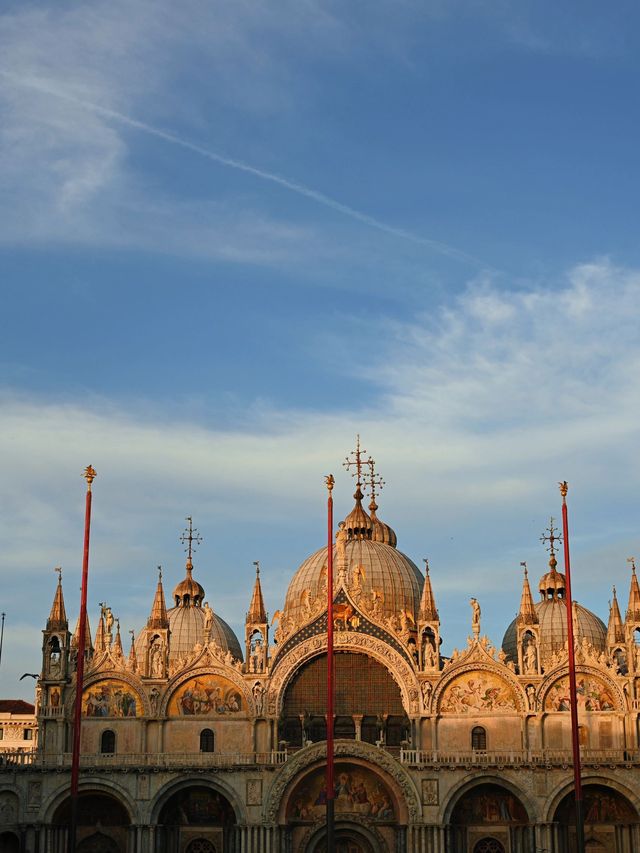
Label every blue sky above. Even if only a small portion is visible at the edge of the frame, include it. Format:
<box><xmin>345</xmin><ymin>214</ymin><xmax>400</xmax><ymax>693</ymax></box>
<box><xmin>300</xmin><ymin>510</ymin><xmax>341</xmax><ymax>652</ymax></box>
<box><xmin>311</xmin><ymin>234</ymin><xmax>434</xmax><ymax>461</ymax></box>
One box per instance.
<box><xmin>1</xmin><ymin>1</ymin><xmax>640</xmax><ymax>699</ymax></box>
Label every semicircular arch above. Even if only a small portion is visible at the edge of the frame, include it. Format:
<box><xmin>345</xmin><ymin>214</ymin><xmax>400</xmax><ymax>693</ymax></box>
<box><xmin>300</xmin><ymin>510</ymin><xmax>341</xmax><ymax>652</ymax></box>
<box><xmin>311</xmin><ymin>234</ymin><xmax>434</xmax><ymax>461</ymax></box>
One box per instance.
<box><xmin>148</xmin><ymin>774</ymin><xmax>247</xmax><ymax>826</ymax></box>
<box><xmin>539</xmin><ymin>665</ymin><xmax>625</xmax><ymax>713</ymax></box>
<box><xmin>267</xmin><ymin>635</ymin><xmax>420</xmax><ymax>718</ymax></box>
<box><xmin>263</xmin><ymin>739</ymin><xmax>420</xmax><ymax>825</ymax></box>
<box><xmin>434</xmin><ymin>663</ymin><xmax>526</xmax><ymax>714</ymax></box>
<box><xmin>301</xmin><ymin>816</ymin><xmax>388</xmax><ymax>853</ymax></box>
<box><xmin>441</xmin><ymin>773</ymin><xmax>535</xmax><ymax>826</ymax></box>
<box><xmin>162</xmin><ymin>665</ymin><xmax>253</xmax><ymax>717</ymax></box>
<box><xmin>543</xmin><ymin>772</ymin><xmax>640</xmax><ymax>823</ymax></box>
<box><xmin>41</xmin><ymin>778</ymin><xmax>136</xmax><ymax>825</ymax></box>
<box><xmin>65</xmin><ymin>670</ymin><xmax>149</xmax><ymax>717</ymax></box>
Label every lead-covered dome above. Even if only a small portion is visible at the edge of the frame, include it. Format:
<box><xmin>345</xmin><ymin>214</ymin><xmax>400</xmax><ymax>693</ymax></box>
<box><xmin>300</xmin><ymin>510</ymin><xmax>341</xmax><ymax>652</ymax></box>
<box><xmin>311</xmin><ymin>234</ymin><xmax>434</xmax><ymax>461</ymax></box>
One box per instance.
<box><xmin>283</xmin><ymin>488</ymin><xmax>422</xmax><ymax>627</ymax></box>
<box><xmin>167</xmin><ymin>602</ymin><xmax>242</xmax><ymax>662</ymax></box>
<box><xmin>502</xmin><ymin>557</ymin><xmax>606</xmax><ymax>664</ymax></box>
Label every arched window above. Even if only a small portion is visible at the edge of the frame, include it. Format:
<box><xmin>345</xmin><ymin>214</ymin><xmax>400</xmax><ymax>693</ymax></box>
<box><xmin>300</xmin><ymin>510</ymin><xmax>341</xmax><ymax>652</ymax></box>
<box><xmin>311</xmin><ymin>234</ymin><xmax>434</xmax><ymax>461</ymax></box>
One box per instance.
<box><xmin>471</xmin><ymin>726</ymin><xmax>487</xmax><ymax>751</ymax></box>
<box><xmin>200</xmin><ymin>729</ymin><xmax>214</xmax><ymax>753</ymax></box>
<box><xmin>100</xmin><ymin>730</ymin><xmax>116</xmax><ymax>754</ymax></box>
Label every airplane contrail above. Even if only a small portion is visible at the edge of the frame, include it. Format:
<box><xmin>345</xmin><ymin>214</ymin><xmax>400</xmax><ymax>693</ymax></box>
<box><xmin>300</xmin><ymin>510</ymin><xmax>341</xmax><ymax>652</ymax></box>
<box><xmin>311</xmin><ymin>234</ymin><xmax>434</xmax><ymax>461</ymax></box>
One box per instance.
<box><xmin>2</xmin><ymin>71</ymin><xmax>491</xmax><ymax>269</ymax></box>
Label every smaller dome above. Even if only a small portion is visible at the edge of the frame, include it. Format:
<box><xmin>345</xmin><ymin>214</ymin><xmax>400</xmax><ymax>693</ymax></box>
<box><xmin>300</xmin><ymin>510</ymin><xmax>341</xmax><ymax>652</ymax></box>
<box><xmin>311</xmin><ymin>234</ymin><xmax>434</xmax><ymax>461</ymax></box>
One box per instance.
<box><xmin>173</xmin><ymin>559</ymin><xmax>205</xmax><ymax>607</ymax></box>
<box><xmin>369</xmin><ymin>498</ymin><xmax>397</xmax><ymax>548</ymax></box>
<box><xmin>167</xmin><ymin>605</ymin><xmax>243</xmax><ymax>662</ymax></box>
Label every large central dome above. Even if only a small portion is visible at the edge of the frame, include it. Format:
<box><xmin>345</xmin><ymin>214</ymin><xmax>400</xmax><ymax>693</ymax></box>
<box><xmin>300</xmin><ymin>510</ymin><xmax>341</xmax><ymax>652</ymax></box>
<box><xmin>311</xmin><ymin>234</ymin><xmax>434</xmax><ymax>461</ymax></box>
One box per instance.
<box><xmin>283</xmin><ymin>487</ymin><xmax>423</xmax><ymax>627</ymax></box>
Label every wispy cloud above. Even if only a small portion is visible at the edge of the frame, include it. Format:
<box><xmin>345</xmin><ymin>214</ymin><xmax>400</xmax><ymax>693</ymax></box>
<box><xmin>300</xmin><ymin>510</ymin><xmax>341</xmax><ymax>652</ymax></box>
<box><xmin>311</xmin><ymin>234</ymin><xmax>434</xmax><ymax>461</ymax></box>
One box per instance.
<box><xmin>1</xmin><ymin>259</ymin><xmax>639</xmax><ymax>694</ymax></box>
<box><xmin>0</xmin><ymin>1</ymin><xmax>491</xmax><ymax>269</ymax></box>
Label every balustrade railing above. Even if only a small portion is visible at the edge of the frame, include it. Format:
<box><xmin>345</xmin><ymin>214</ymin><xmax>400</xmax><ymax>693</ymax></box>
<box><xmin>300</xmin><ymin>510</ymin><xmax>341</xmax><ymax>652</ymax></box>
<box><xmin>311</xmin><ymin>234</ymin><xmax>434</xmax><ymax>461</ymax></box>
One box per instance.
<box><xmin>0</xmin><ymin>750</ymin><xmax>287</xmax><ymax>769</ymax></box>
<box><xmin>399</xmin><ymin>747</ymin><xmax>640</xmax><ymax>767</ymax></box>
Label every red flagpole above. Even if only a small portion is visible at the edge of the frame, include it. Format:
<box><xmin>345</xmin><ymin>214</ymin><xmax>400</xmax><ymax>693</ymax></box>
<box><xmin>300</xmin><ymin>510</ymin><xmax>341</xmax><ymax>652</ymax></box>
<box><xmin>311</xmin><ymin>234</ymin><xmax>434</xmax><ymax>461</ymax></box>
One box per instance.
<box><xmin>560</xmin><ymin>481</ymin><xmax>585</xmax><ymax>853</ymax></box>
<box><xmin>68</xmin><ymin>465</ymin><xmax>96</xmax><ymax>853</ymax></box>
<box><xmin>325</xmin><ymin>475</ymin><xmax>335</xmax><ymax>852</ymax></box>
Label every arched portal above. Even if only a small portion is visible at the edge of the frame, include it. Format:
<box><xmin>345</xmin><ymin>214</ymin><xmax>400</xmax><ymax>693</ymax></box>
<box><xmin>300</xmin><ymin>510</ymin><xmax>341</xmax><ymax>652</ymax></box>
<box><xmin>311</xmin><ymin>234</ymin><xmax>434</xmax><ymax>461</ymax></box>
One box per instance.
<box><xmin>306</xmin><ymin>821</ymin><xmax>384</xmax><ymax>853</ymax></box>
<box><xmin>449</xmin><ymin>783</ymin><xmax>530</xmax><ymax>853</ymax></box>
<box><xmin>156</xmin><ymin>785</ymin><xmax>236</xmax><ymax>853</ymax></box>
<box><xmin>76</xmin><ymin>832</ymin><xmax>119</xmax><ymax>853</ymax></box>
<box><xmin>284</xmin><ymin>760</ymin><xmax>398</xmax><ymax>853</ymax></box>
<box><xmin>554</xmin><ymin>784</ymin><xmax>639</xmax><ymax>852</ymax></box>
<box><xmin>53</xmin><ymin>792</ymin><xmax>130</xmax><ymax>853</ymax></box>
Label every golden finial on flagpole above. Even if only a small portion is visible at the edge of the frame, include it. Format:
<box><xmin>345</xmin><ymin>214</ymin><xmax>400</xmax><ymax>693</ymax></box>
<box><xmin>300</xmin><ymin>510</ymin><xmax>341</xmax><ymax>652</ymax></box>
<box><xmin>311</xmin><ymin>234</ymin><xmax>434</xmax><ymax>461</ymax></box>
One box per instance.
<box><xmin>559</xmin><ymin>480</ymin><xmax>568</xmax><ymax>502</ymax></box>
<box><xmin>83</xmin><ymin>465</ymin><xmax>97</xmax><ymax>490</ymax></box>
<box><xmin>325</xmin><ymin>474</ymin><xmax>335</xmax><ymax>493</ymax></box>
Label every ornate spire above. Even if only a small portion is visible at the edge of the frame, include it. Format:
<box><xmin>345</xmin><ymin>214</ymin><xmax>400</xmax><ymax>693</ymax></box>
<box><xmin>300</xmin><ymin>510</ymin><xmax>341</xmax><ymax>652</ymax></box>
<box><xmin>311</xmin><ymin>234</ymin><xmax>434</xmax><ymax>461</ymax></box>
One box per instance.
<box><xmin>516</xmin><ymin>562</ymin><xmax>539</xmax><ymax>626</ymax></box>
<box><xmin>148</xmin><ymin>566</ymin><xmax>169</xmax><ymax>628</ymax></box>
<box><xmin>246</xmin><ymin>561</ymin><xmax>267</xmax><ymax>624</ymax></box>
<box><xmin>128</xmin><ymin>630</ymin><xmax>138</xmax><ymax>671</ymax></box>
<box><xmin>626</xmin><ymin>557</ymin><xmax>640</xmax><ymax>622</ymax></box>
<box><xmin>608</xmin><ymin>585</ymin><xmax>625</xmax><ymax>645</ymax></box>
<box><xmin>113</xmin><ymin>619</ymin><xmax>124</xmax><ymax>658</ymax></box>
<box><xmin>94</xmin><ymin>608</ymin><xmax>106</xmax><ymax>654</ymax></box>
<box><xmin>71</xmin><ymin>610</ymin><xmax>92</xmax><ymax>651</ymax></box>
<box><xmin>418</xmin><ymin>559</ymin><xmax>438</xmax><ymax>621</ymax></box>
<box><xmin>47</xmin><ymin>567</ymin><xmax>68</xmax><ymax>630</ymax></box>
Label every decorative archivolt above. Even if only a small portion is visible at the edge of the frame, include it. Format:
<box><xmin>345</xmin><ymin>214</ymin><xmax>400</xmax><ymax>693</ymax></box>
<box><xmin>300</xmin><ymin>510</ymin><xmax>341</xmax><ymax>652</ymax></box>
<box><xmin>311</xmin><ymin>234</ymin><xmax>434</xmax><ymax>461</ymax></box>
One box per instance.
<box><xmin>542</xmin><ymin>771</ymin><xmax>640</xmax><ymax>824</ymax></box>
<box><xmin>161</xmin><ymin>664</ymin><xmax>255</xmax><ymax>717</ymax></box>
<box><xmin>538</xmin><ymin>665</ymin><xmax>626</xmax><ymax>713</ymax></box>
<box><xmin>266</xmin><ymin>631</ymin><xmax>421</xmax><ymax>717</ymax></box>
<box><xmin>65</xmin><ymin>670</ymin><xmax>149</xmax><ymax>718</ymax></box>
<box><xmin>263</xmin><ymin>739</ymin><xmax>421</xmax><ymax>824</ymax></box>
<box><xmin>433</xmin><ymin>657</ymin><xmax>526</xmax><ymax>715</ymax></box>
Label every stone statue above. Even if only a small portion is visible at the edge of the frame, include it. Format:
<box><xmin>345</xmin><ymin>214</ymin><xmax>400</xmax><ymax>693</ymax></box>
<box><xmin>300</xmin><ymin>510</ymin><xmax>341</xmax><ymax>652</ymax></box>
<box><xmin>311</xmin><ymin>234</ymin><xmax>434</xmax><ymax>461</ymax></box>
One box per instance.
<box><xmin>421</xmin><ymin>680</ymin><xmax>433</xmax><ymax>708</ymax></box>
<box><xmin>149</xmin><ymin>687</ymin><xmax>160</xmax><ymax>716</ymax></box>
<box><xmin>252</xmin><ymin>681</ymin><xmax>265</xmax><ymax>715</ymax></box>
<box><xmin>335</xmin><ymin>522</ymin><xmax>347</xmax><ymax>562</ymax></box>
<box><xmin>470</xmin><ymin>598</ymin><xmax>481</xmax><ymax>635</ymax></box>
<box><xmin>203</xmin><ymin>601</ymin><xmax>213</xmax><ymax>633</ymax></box>
<box><xmin>423</xmin><ymin>638</ymin><xmax>437</xmax><ymax>669</ymax></box>
<box><xmin>524</xmin><ymin>638</ymin><xmax>538</xmax><ymax>674</ymax></box>
<box><xmin>526</xmin><ymin>684</ymin><xmax>536</xmax><ymax>710</ymax></box>
<box><xmin>150</xmin><ymin>642</ymin><xmax>164</xmax><ymax>678</ymax></box>
<box><xmin>104</xmin><ymin>606</ymin><xmax>114</xmax><ymax>636</ymax></box>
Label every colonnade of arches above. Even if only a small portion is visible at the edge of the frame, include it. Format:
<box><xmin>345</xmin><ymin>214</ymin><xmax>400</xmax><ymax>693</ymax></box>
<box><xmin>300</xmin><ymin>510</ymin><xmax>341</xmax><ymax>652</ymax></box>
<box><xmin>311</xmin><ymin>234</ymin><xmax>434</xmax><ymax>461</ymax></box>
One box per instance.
<box><xmin>5</xmin><ymin>774</ymin><xmax>639</xmax><ymax>852</ymax></box>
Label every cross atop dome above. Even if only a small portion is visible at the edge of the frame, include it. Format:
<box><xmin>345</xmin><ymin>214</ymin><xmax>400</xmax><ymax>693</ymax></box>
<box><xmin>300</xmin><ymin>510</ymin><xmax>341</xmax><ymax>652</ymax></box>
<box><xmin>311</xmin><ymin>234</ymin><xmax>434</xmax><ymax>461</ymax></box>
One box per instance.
<box><xmin>180</xmin><ymin>516</ymin><xmax>202</xmax><ymax>567</ymax></box>
<box><xmin>540</xmin><ymin>516</ymin><xmax>562</xmax><ymax>570</ymax></box>
<box><xmin>364</xmin><ymin>457</ymin><xmax>385</xmax><ymax>508</ymax></box>
<box><xmin>343</xmin><ymin>434</ymin><xmax>372</xmax><ymax>488</ymax></box>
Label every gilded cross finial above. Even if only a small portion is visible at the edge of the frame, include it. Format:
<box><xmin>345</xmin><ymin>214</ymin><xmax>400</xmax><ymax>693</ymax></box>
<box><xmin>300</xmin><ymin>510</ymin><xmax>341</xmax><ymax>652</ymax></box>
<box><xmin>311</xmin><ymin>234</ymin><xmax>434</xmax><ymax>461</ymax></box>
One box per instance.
<box><xmin>364</xmin><ymin>458</ymin><xmax>385</xmax><ymax>505</ymax></box>
<box><xmin>325</xmin><ymin>474</ymin><xmax>335</xmax><ymax>493</ymax></box>
<box><xmin>253</xmin><ymin>560</ymin><xmax>260</xmax><ymax>577</ymax></box>
<box><xmin>83</xmin><ymin>465</ymin><xmax>97</xmax><ymax>490</ymax></box>
<box><xmin>343</xmin><ymin>434</ymin><xmax>372</xmax><ymax>486</ymax></box>
<box><xmin>180</xmin><ymin>516</ymin><xmax>202</xmax><ymax>563</ymax></box>
<box><xmin>540</xmin><ymin>517</ymin><xmax>562</xmax><ymax>559</ymax></box>
<box><xmin>628</xmin><ymin>557</ymin><xmax>636</xmax><ymax>574</ymax></box>
<box><xmin>520</xmin><ymin>561</ymin><xmax>528</xmax><ymax>577</ymax></box>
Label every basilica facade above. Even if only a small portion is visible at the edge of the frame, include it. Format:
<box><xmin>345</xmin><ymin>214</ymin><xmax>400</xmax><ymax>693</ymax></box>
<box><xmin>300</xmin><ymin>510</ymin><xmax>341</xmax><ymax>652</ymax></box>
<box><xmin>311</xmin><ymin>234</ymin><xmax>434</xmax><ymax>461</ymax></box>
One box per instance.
<box><xmin>3</xmin><ymin>459</ymin><xmax>640</xmax><ymax>853</ymax></box>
